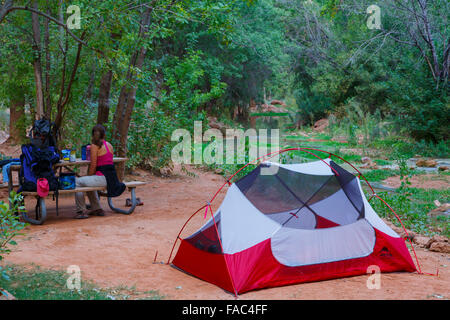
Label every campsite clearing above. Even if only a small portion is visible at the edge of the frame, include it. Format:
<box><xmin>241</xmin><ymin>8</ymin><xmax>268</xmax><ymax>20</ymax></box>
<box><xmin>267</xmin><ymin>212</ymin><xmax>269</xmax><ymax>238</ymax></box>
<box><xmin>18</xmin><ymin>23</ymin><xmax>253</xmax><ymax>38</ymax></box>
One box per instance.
<box><xmin>1</xmin><ymin>164</ymin><xmax>448</xmax><ymax>300</ymax></box>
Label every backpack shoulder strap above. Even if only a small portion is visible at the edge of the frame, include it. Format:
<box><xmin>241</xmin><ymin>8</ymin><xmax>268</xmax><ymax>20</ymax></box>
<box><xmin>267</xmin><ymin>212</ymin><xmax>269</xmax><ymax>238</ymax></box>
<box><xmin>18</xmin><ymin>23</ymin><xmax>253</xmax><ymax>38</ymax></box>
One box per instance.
<box><xmin>50</xmin><ymin>122</ymin><xmax>59</xmax><ymax>148</ymax></box>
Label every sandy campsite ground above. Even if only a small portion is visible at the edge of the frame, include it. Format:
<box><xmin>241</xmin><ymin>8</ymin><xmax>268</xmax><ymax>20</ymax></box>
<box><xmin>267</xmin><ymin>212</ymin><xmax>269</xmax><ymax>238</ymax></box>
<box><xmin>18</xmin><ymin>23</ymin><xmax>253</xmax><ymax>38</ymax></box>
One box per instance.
<box><xmin>1</xmin><ymin>164</ymin><xmax>449</xmax><ymax>300</ymax></box>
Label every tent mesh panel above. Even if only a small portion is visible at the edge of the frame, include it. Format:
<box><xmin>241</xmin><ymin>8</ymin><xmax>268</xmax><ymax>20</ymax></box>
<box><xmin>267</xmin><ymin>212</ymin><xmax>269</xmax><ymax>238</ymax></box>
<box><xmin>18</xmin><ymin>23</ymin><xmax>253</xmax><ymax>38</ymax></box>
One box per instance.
<box><xmin>235</xmin><ymin>161</ymin><xmax>364</xmax><ymax>229</ymax></box>
<box><xmin>185</xmin><ymin>212</ymin><xmax>223</xmax><ymax>254</ymax></box>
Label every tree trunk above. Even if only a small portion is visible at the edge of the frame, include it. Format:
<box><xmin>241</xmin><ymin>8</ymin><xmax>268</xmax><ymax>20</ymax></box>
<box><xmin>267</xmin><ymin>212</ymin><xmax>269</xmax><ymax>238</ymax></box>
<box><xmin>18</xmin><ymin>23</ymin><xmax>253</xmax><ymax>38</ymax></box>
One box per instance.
<box><xmin>54</xmin><ymin>32</ymin><xmax>85</xmax><ymax>131</ymax></box>
<box><xmin>9</xmin><ymin>97</ymin><xmax>25</xmax><ymax>143</ymax></box>
<box><xmin>97</xmin><ymin>69</ymin><xmax>113</xmax><ymax>125</ymax></box>
<box><xmin>44</xmin><ymin>2</ymin><xmax>52</xmax><ymax>118</ymax></box>
<box><xmin>31</xmin><ymin>1</ymin><xmax>44</xmax><ymax>119</ymax></box>
<box><xmin>97</xmin><ymin>31</ymin><xmax>121</xmax><ymax>125</ymax></box>
<box><xmin>112</xmin><ymin>7</ymin><xmax>152</xmax><ymax>180</ymax></box>
<box><xmin>83</xmin><ymin>60</ymin><xmax>97</xmax><ymax>104</ymax></box>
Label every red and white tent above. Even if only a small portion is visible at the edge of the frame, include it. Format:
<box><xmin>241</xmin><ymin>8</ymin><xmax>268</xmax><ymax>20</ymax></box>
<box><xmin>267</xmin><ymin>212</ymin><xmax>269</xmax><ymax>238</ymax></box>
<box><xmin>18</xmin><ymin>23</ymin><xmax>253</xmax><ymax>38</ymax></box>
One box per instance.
<box><xmin>171</xmin><ymin>156</ymin><xmax>417</xmax><ymax>295</ymax></box>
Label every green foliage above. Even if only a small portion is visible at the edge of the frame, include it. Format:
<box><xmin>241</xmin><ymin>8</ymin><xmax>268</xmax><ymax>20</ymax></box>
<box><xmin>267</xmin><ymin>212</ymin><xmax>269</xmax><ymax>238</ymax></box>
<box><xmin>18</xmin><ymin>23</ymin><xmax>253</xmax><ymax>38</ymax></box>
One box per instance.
<box><xmin>0</xmin><ymin>192</ymin><xmax>27</xmax><ymax>267</ymax></box>
<box><xmin>0</xmin><ymin>264</ymin><xmax>164</xmax><ymax>300</ymax></box>
<box><xmin>0</xmin><ymin>0</ymin><xmax>447</xmax><ymax>171</ymax></box>
<box><xmin>127</xmin><ymin>50</ymin><xmax>226</xmax><ymax>171</ymax></box>
<box><xmin>282</xmin><ymin>0</ymin><xmax>448</xmax><ymax>142</ymax></box>
<box><xmin>363</xmin><ymin>169</ymin><xmax>399</xmax><ymax>182</ymax></box>
<box><xmin>386</xmin><ymin>72</ymin><xmax>449</xmax><ymax>142</ymax></box>
<box><xmin>125</xmin><ymin>0</ymin><xmax>292</xmax><ymax>169</ymax></box>
<box><xmin>185</xmin><ymin>0</ymin><xmax>291</xmax><ymax>112</ymax></box>
<box><xmin>410</xmin><ymin>140</ymin><xmax>450</xmax><ymax>159</ymax></box>
<box><xmin>369</xmin><ymin>135</ymin><xmax>450</xmax><ymax>159</ymax></box>
<box><xmin>368</xmin><ymin>187</ymin><xmax>450</xmax><ymax>237</ymax></box>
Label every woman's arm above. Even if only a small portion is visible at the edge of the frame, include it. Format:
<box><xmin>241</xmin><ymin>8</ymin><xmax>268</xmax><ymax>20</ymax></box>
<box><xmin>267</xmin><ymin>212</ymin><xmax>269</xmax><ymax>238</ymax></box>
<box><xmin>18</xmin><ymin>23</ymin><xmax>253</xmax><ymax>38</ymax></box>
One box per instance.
<box><xmin>88</xmin><ymin>144</ymin><xmax>99</xmax><ymax>175</ymax></box>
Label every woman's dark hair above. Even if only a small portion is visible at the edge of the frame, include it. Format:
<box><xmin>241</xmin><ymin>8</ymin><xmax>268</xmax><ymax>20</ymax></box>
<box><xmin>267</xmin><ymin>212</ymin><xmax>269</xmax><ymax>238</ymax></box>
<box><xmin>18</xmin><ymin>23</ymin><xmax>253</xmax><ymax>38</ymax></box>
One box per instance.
<box><xmin>92</xmin><ymin>124</ymin><xmax>106</xmax><ymax>147</ymax></box>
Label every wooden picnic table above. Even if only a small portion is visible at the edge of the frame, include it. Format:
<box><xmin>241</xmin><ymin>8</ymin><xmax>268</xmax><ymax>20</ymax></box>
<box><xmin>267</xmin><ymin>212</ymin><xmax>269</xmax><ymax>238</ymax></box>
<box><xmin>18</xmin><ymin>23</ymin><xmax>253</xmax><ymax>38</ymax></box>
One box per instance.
<box><xmin>7</xmin><ymin>157</ymin><xmax>128</xmax><ymax>194</ymax></box>
<box><xmin>9</xmin><ymin>157</ymin><xmax>128</xmax><ymax>171</ymax></box>
<box><xmin>6</xmin><ymin>157</ymin><xmax>146</xmax><ymax>225</ymax></box>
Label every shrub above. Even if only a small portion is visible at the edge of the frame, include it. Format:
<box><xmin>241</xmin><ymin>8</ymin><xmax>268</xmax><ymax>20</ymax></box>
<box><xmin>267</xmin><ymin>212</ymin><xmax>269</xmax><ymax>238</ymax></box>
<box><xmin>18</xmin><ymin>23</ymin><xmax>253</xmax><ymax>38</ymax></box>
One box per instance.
<box><xmin>0</xmin><ymin>192</ymin><xmax>27</xmax><ymax>281</ymax></box>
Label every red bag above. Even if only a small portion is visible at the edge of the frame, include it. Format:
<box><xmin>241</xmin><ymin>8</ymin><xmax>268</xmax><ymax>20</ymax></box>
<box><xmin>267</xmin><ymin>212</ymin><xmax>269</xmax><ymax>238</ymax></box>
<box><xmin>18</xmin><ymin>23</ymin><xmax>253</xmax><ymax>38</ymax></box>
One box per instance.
<box><xmin>37</xmin><ymin>178</ymin><xmax>49</xmax><ymax>197</ymax></box>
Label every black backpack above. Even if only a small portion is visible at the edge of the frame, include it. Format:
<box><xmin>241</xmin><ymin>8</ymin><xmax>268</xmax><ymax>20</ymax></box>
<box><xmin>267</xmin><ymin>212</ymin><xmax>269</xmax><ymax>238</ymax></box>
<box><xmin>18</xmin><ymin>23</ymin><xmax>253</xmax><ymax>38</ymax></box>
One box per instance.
<box><xmin>18</xmin><ymin>143</ymin><xmax>61</xmax><ymax>216</ymax></box>
<box><xmin>18</xmin><ymin>144</ymin><xmax>60</xmax><ymax>192</ymax></box>
<box><xmin>28</xmin><ymin>117</ymin><xmax>59</xmax><ymax>150</ymax></box>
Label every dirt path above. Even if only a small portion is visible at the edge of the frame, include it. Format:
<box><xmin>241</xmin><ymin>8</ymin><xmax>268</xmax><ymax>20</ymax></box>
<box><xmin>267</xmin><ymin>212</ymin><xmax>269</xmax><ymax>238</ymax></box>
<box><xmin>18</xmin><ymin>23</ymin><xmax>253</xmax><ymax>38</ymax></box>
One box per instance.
<box><xmin>2</xmin><ymin>165</ymin><xmax>449</xmax><ymax>300</ymax></box>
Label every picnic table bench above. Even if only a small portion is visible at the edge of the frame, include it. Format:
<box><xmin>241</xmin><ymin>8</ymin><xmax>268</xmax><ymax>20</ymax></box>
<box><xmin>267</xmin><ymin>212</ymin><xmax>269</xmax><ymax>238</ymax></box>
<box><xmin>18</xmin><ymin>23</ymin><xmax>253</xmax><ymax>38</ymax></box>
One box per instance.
<box><xmin>3</xmin><ymin>157</ymin><xmax>147</xmax><ymax>225</ymax></box>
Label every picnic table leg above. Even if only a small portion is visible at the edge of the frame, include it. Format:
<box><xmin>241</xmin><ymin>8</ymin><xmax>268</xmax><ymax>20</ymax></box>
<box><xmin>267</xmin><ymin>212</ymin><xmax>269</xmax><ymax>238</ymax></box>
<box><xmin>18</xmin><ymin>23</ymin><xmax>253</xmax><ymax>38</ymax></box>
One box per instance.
<box><xmin>7</xmin><ymin>165</ymin><xmax>13</xmax><ymax>207</ymax></box>
<box><xmin>21</xmin><ymin>197</ymin><xmax>47</xmax><ymax>225</ymax></box>
<box><xmin>107</xmin><ymin>187</ymin><xmax>137</xmax><ymax>215</ymax></box>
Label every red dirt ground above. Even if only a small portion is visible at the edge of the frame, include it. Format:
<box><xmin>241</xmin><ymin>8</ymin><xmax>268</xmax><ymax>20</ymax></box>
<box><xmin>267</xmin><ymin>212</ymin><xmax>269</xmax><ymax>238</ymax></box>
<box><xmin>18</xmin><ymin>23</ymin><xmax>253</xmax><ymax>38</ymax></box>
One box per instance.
<box><xmin>1</xmin><ymin>165</ymin><xmax>449</xmax><ymax>300</ymax></box>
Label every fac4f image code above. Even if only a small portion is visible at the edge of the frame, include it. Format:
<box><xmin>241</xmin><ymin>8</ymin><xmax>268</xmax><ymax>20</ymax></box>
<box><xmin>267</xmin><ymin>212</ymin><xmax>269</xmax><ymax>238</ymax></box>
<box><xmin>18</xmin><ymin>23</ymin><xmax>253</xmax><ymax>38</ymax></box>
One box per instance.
<box><xmin>182</xmin><ymin>304</ymin><xmax>269</xmax><ymax>317</ymax></box>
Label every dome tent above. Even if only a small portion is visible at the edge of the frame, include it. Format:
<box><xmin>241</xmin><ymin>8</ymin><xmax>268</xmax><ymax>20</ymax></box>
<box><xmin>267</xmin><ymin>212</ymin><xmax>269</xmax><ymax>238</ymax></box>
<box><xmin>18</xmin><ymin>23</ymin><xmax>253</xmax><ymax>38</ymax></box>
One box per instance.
<box><xmin>169</xmin><ymin>150</ymin><xmax>417</xmax><ymax>296</ymax></box>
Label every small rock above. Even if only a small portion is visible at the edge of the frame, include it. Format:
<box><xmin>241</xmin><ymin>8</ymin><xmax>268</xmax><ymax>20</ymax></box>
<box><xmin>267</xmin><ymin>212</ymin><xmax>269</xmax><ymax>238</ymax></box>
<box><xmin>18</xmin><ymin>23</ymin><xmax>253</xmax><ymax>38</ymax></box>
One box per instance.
<box><xmin>432</xmin><ymin>234</ymin><xmax>448</xmax><ymax>242</ymax></box>
<box><xmin>426</xmin><ymin>234</ymin><xmax>449</xmax><ymax>248</ymax></box>
<box><xmin>360</xmin><ymin>161</ymin><xmax>379</xmax><ymax>170</ymax></box>
<box><xmin>429</xmin><ymin>242</ymin><xmax>450</xmax><ymax>254</ymax></box>
<box><xmin>312</xmin><ymin>119</ymin><xmax>329</xmax><ymax>132</ymax></box>
<box><xmin>175</xmin><ymin>286</ymin><xmax>182</xmax><ymax>290</ymax></box>
<box><xmin>413</xmin><ymin>236</ymin><xmax>431</xmax><ymax>247</ymax></box>
<box><xmin>416</xmin><ymin>159</ymin><xmax>437</xmax><ymax>168</ymax></box>
<box><xmin>259</xmin><ymin>103</ymin><xmax>287</xmax><ymax>113</ymax></box>
<box><xmin>391</xmin><ymin>225</ymin><xmax>415</xmax><ymax>239</ymax></box>
<box><xmin>159</xmin><ymin>166</ymin><xmax>173</xmax><ymax>176</ymax></box>
<box><xmin>361</xmin><ymin>157</ymin><xmax>371</xmax><ymax>164</ymax></box>
<box><xmin>270</xmin><ymin>100</ymin><xmax>287</xmax><ymax>107</ymax></box>
<box><xmin>438</xmin><ymin>166</ymin><xmax>448</xmax><ymax>171</ymax></box>
<box><xmin>428</xmin><ymin>203</ymin><xmax>450</xmax><ymax>219</ymax></box>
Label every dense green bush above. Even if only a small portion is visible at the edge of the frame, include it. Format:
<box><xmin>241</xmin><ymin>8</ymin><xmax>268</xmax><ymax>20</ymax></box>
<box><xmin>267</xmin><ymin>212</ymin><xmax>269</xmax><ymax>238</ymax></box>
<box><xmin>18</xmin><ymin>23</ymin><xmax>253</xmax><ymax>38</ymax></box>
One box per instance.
<box><xmin>0</xmin><ymin>0</ymin><xmax>447</xmax><ymax>172</ymax></box>
<box><xmin>127</xmin><ymin>51</ymin><xmax>225</xmax><ymax>171</ymax></box>
<box><xmin>0</xmin><ymin>192</ymin><xmax>27</xmax><ymax>282</ymax></box>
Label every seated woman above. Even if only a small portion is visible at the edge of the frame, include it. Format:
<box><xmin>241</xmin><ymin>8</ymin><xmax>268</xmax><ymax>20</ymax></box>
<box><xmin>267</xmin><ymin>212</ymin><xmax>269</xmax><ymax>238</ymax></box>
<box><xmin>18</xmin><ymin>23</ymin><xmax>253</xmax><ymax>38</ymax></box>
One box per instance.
<box><xmin>74</xmin><ymin>124</ymin><xmax>113</xmax><ymax>219</ymax></box>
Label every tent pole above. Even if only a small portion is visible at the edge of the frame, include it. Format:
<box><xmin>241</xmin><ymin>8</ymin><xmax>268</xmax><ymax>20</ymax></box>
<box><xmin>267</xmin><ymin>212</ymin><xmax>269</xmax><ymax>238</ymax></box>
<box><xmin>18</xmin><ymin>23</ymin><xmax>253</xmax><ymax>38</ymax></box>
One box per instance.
<box><xmin>299</xmin><ymin>147</ymin><xmax>375</xmax><ymax>194</ymax></box>
<box><xmin>166</xmin><ymin>204</ymin><xmax>207</xmax><ymax>264</ymax></box>
<box><xmin>373</xmin><ymin>194</ymin><xmax>423</xmax><ymax>275</ymax></box>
